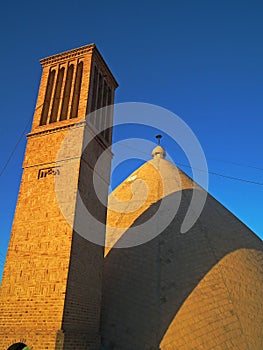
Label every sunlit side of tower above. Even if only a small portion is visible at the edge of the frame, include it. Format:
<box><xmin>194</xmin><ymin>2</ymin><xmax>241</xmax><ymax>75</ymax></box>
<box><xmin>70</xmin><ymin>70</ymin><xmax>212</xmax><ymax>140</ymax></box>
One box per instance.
<box><xmin>0</xmin><ymin>44</ymin><xmax>118</xmax><ymax>350</ymax></box>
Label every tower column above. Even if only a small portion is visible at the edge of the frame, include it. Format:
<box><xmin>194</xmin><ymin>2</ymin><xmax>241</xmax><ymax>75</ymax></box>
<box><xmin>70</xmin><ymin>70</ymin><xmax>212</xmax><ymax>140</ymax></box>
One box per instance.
<box><xmin>0</xmin><ymin>44</ymin><xmax>118</xmax><ymax>350</ymax></box>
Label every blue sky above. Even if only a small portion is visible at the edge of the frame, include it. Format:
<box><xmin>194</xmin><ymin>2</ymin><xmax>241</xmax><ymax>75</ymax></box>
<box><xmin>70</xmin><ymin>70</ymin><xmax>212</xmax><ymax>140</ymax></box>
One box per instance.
<box><xmin>0</xmin><ymin>0</ymin><xmax>263</xmax><ymax>277</ymax></box>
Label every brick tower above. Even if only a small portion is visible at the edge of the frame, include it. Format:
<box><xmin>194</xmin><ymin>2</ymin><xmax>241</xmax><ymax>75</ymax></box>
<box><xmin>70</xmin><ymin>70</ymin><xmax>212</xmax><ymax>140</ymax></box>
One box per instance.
<box><xmin>0</xmin><ymin>44</ymin><xmax>118</xmax><ymax>350</ymax></box>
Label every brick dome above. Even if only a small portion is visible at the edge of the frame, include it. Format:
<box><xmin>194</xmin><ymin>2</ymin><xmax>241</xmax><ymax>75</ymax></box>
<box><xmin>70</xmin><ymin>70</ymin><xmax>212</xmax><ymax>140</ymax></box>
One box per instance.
<box><xmin>102</xmin><ymin>148</ymin><xmax>263</xmax><ymax>350</ymax></box>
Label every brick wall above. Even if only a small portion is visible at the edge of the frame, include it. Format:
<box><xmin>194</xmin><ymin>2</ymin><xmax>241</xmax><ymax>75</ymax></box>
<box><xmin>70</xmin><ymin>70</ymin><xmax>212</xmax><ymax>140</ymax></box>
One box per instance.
<box><xmin>0</xmin><ymin>44</ymin><xmax>117</xmax><ymax>350</ymax></box>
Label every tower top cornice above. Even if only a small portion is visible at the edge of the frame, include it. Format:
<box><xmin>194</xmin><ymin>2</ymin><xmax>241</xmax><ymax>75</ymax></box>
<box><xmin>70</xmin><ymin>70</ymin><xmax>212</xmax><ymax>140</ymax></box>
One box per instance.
<box><xmin>40</xmin><ymin>43</ymin><xmax>95</xmax><ymax>66</ymax></box>
<box><xmin>40</xmin><ymin>43</ymin><xmax>118</xmax><ymax>88</ymax></box>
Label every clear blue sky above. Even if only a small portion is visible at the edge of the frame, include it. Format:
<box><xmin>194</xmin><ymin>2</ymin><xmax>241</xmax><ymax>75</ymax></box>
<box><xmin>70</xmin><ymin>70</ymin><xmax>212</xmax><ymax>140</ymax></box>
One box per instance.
<box><xmin>0</xmin><ymin>0</ymin><xmax>263</xmax><ymax>277</ymax></box>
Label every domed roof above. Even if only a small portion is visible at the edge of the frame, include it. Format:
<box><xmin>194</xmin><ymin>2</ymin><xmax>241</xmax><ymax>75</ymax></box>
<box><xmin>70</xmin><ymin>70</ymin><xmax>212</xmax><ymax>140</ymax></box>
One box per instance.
<box><xmin>102</xmin><ymin>146</ymin><xmax>263</xmax><ymax>349</ymax></box>
<box><xmin>105</xmin><ymin>146</ymin><xmax>194</xmax><ymax>254</ymax></box>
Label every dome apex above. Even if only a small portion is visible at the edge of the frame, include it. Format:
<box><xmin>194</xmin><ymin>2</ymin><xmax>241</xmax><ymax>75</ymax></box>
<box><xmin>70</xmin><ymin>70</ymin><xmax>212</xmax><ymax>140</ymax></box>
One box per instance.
<box><xmin>152</xmin><ymin>145</ymin><xmax>166</xmax><ymax>159</ymax></box>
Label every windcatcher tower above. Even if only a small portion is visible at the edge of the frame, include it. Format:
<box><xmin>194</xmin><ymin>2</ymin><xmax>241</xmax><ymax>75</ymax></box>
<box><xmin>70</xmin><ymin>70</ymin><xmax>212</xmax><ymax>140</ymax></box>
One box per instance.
<box><xmin>0</xmin><ymin>44</ymin><xmax>118</xmax><ymax>350</ymax></box>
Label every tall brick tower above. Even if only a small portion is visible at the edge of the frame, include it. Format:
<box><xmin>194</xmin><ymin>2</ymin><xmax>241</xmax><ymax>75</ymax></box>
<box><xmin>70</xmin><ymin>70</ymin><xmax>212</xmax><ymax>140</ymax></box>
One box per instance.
<box><xmin>0</xmin><ymin>44</ymin><xmax>118</xmax><ymax>350</ymax></box>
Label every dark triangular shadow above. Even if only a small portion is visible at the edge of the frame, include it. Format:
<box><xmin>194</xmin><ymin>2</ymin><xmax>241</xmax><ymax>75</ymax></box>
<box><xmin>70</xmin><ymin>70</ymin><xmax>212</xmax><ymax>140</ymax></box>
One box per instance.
<box><xmin>101</xmin><ymin>189</ymin><xmax>263</xmax><ymax>349</ymax></box>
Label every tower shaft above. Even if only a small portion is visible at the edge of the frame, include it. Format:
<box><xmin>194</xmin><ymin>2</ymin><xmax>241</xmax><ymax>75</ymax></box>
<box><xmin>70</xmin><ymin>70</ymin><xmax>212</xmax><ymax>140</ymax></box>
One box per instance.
<box><xmin>0</xmin><ymin>44</ymin><xmax>117</xmax><ymax>350</ymax></box>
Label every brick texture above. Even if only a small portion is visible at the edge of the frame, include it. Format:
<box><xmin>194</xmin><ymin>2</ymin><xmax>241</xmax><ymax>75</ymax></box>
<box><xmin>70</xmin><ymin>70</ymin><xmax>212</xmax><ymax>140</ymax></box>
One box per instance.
<box><xmin>0</xmin><ymin>44</ymin><xmax>117</xmax><ymax>350</ymax></box>
<box><xmin>102</xmin><ymin>155</ymin><xmax>263</xmax><ymax>350</ymax></box>
<box><xmin>1</xmin><ymin>44</ymin><xmax>262</xmax><ymax>350</ymax></box>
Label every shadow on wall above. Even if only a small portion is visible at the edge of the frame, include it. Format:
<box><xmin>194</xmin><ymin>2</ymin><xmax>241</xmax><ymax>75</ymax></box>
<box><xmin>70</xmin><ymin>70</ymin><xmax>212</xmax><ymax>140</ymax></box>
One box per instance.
<box><xmin>101</xmin><ymin>189</ymin><xmax>263</xmax><ymax>349</ymax></box>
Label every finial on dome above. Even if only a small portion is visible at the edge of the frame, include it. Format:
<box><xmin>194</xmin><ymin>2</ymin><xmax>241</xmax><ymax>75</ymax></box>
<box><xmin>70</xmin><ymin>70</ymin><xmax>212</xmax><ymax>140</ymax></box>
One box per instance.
<box><xmin>156</xmin><ymin>134</ymin><xmax>162</xmax><ymax>145</ymax></box>
<box><xmin>152</xmin><ymin>135</ymin><xmax>166</xmax><ymax>159</ymax></box>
